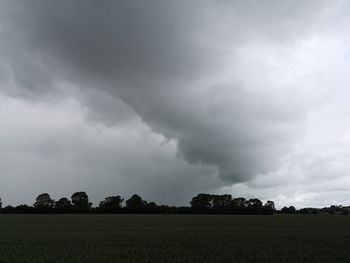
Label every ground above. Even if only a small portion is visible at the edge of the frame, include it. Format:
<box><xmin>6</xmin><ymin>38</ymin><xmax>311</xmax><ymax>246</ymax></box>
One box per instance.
<box><xmin>0</xmin><ymin>214</ymin><xmax>349</xmax><ymax>262</ymax></box>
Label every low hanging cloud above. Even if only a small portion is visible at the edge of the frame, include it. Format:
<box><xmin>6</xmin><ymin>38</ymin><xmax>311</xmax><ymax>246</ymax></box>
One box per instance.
<box><xmin>1</xmin><ymin>1</ymin><xmax>350</xmax><ymax>207</ymax></box>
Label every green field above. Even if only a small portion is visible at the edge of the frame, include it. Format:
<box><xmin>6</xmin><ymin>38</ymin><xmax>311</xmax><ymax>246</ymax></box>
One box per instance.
<box><xmin>0</xmin><ymin>214</ymin><xmax>350</xmax><ymax>262</ymax></box>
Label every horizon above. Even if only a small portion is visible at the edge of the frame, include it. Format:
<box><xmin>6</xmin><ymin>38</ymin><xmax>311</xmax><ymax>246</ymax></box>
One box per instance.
<box><xmin>0</xmin><ymin>190</ymin><xmax>347</xmax><ymax>211</ymax></box>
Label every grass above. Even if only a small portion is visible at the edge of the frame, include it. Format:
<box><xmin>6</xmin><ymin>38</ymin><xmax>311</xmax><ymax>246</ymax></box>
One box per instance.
<box><xmin>0</xmin><ymin>214</ymin><xmax>350</xmax><ymax>262</ymax></box>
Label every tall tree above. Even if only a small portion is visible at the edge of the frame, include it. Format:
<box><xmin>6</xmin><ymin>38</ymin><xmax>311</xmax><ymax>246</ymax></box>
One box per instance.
<box><xmin>33</xmin><ymin>193</ymin><xmax>53</xmax><ymax>210</ymax></box>
<box><xmin>125</xmin><ymin>194</ymin><xmax>147</xmax><ymax>211</ymax></box>
<box><xmin>212</xmin><ymin>194</ymin><xmax>233</xmax><ymax>209</ymax></box>
<box><xmin>264</xmin><ymin>200</ymin><xmax>276</xmax><ymax>210</ymax></box>
<box><xmin>99</xmin><ymin>196</ymin><xmax>123</xmax><ymax>212</ymax></box>
<box><xmin>54</xmin><ymin>197</ymin><xmax>72</xmax><ymax>213</ymax></box>
<box><xmin>190</xmin><ymin>194</ymin><xmax>214</xmax><ymax>211</ymax></box>
<box><xmin>281</xmin><ymin>206</ymin><xmax>296</xmax><ymax>214</ymax></box>
<box><xmin>232</xmin><ymin>197</ymin><xmax>246</xmax><ymax>208</ymax></box>
<box><xmin>71</xmin><ymin>192</ymin><xmax>92</xmax><ymax>211</ymax></box>
<box><xmin>245</xmin><ymin>198</ymin><xmax>263</xmax><ymax>209</ymax></box>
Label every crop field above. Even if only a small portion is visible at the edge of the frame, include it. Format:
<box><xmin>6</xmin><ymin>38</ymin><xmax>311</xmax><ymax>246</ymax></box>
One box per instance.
<box><xmin>0</xmin><ymin>214</ymin><xmax>350</xmax><ymax>262</ymax></box>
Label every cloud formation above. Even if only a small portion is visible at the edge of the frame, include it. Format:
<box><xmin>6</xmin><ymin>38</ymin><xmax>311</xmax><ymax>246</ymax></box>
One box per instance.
<box><xmin>1</xmin><ymin>1</ymin><xmax>350</xmax><ymax>207</ymax></box>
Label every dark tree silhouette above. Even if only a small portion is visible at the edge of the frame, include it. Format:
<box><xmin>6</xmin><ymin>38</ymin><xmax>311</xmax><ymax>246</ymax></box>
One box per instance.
<box><xmin>99</xmin><ymin>196</ymin><xmax>123</xmax><ymax>213</ymax></box>
<box><xmin>242</xmin><ymin>198</ymin><xmax>263</xmax><ymax>214</ymax></box>
<box><xmin>189</xmin><ymin>194</ymin><xmax>272</xmax><ymax>214</ymax></box>
<box><xmin>232</xmin><ymin>197</ymin><xmax>246</xmax><ymax>208</ymax></box>
<box><xmin>190</xmin><ymin>194</ymin><xmax>214</xmax><ymax>212</ymax></box>
<box><xmin>262</xmin><ymin>200</ymin><xmax>276</xmax><ymax>214</ymax></box>
<box><xmin>289</xmin><ymin>206</ymin><xmax>296</xmax><ymax>213</ymax></box>
<box><xmin>71</xmin><ymin>192</ymin><xmax>92</xmax><ymax>212</ymax></box>
<box><xmin>0</xmin><ymin>198</ymin><xmax>2</xmax><ymax>209</ymax></box>
<box><xmin>54</xmin><ymin>198</ymin><xmax>72</xmax><ymax>213</ymax></box>
<box><xmin>264</xmin><ymin>200</ymin><xmax>275</xmax><ymax>210</ymax></box>
<box><xmin>281</xmin><ymin>206</ymin><xmax>296</xmax><ymax>214</ymax></box>
<box><xmin>0</xmin><ymin>191</ymin><xmax>282</xmax><ymax>215</ymax></box>
<box><xmin>230</xmin><ymin>197</ymin><xmax>247</xmax><ymax>213</ymax></box>
<box><xmin>125</xmin><ymin>194</ymin><xmax>147</xmax><ymax>211</ymax></box>
<box><xmin>245</xmin><ymin>199</ymin><xmax>263</xmax><ymax>209</ymax></box>
<box><xmin>213</xmin><ymin>194</ymin><xmax>232</xmax><ymax>209</ymax></box>
<box><xmin>33</xmin><ymin>193</ymin><xmax>53</xmax><ymax>211</ymax></box>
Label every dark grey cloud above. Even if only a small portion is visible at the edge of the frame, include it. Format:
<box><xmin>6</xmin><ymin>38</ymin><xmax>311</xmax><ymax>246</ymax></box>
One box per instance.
<box><xmin>1</xmin><ymin>1</ymin><xmax>350</xmax><ymax>207</ymax></box>
<box><xmin>1</xmin><ymin>0</ymin><xmax>324</xmax><ymax>180</ymax></box>
<box><xmin>0</xmin><ymin>94</ymin><xmax>219</xmax><ymax>206</ymax></box>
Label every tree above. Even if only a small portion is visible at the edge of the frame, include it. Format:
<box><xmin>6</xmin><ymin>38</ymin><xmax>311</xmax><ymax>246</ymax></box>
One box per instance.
<box><xmin>281</xmin><ymin>206</ymin><xmax>296</xmax><ymax>214</ymax></box>
<box><xmin>125</xmin><ymin>194</ymin><xmax>147</xmax><ymax>211</ymax></box>
<box><xmin>232</xmin><ymin>197</ymin><xmax>246</xmax><ymax>208</ymax></box>
<box><xmin>212</xmin><ymin>194</ymin><xmax>232</xmax><ymax>210</ymax></box>
<box><xmin>190</xmin><ymin>194</ymin><xmax>214</xmax><ymax>211</ymax></box>
<box><xmin>299</xmin><ymin>208</ymin><xmax>309</xmax><ymax>214</ymax></box>
<box><xmin>99</xmin><ymin>196</ymin><xmax>124</xmax><ymax>213</ymax></box>
<box><xmin>264</xmin><ymin>200</ymin><xmax>276</xmax><ymax>210</ymax></box>
<box><xmin>289</xmin><ymin>206</ymin><xmax>296</xmax><ymax>213</ymax></box>
<box><xmin>54</xmin><ymin>197</ymin><xmax>72</xmax><ymax>213</ymax></box>
<box><xmin>0</xmin><ymin>198</ymin><xmax>2</xmax><ymax>209</ymax></box>
<box><xmin>244</xmin><ymin>198</ymin><xmax>263</xmax><ymax>214</ymax></box>
<box><xmin>245</xmin><ymin>198</ymin><xmax>263</xmax><ymax>209</ymax></box>
<box><xmin>71</xmin><ymin>192</ymin><xmax>92</xmax><ymax>212</ymax></box>
<box><xmin>263</xmin><ymin>200</ymin><xmax>276</xmax><ymax>214</ymax></box>
<box><xmin>34</xmin><ymin>193</ymin><xmax>53</xmax><ymax>210</ymax></box>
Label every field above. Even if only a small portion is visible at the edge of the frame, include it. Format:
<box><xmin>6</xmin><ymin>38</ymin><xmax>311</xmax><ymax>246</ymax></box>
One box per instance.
<box><xmin>0</xmin><ymin>214</ymin><xmax>350</xmax><ymax>262</ymax></box>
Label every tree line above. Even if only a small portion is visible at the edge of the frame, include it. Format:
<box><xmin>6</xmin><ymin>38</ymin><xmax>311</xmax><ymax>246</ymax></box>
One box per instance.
<box><xmin>0</xmin><ymin>192</ymin><xmax>276</xmax><ymax>214</ymax></box>
<box><xmin>1</xmin><ymin>193</ymin><xmax>348</xmax><ymax>215</ymax></box>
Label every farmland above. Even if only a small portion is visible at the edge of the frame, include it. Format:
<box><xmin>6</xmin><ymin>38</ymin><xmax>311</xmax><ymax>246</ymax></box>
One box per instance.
<box><xmin>0</xmin><ymin>214</ymin><xmax>349</xmax><ymax>262</ymax></box>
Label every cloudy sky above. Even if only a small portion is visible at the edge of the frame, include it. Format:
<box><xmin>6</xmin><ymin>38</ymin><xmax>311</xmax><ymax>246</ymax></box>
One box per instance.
<box><xmin>1</xmin><ymin>1</ymin><xmax>350</xmax><ymax>208</ymax></box>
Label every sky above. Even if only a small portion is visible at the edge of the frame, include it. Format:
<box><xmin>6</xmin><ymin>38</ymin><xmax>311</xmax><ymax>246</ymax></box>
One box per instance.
<box><xmin>1</xmin><ymin>1</ymin><xmax>350</xmax><ymax>208</ymax></box>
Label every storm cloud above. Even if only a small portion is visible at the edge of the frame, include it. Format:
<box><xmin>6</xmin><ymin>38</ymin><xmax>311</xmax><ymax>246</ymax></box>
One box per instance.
<box><xmin>1</xmin><ymin>1</ymin><xmax>350</xmax><ymax>207</ymax></box>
